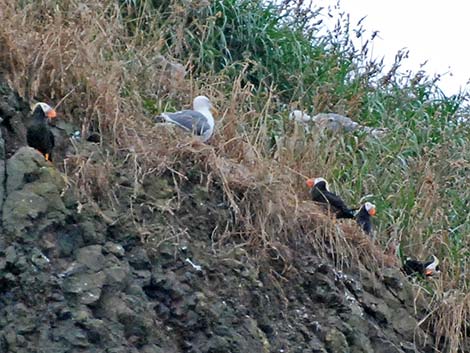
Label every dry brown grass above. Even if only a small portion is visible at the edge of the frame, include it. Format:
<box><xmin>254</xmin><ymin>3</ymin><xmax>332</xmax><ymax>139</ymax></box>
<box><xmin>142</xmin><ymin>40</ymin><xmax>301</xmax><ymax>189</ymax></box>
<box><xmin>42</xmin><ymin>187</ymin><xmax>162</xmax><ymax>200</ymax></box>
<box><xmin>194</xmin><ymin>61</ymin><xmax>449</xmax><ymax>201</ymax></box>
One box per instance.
<box><xmin>1</xmin><ymin>1</ymin><xmax>469</xmax><ymax>351</ymax></box>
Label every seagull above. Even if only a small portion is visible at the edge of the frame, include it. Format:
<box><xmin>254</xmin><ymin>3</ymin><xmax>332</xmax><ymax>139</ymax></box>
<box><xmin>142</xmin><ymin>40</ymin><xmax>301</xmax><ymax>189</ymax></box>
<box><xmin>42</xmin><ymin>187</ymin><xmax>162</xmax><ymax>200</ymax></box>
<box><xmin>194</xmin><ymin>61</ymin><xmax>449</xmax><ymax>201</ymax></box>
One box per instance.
<box><xmin>289</xmin><ymin>110</ymin><xmax>312</xmax><ymax>123</ymax></box>
<box><xmin>156</xmin><ymin>95</ymin><xmax>217</xmax><ymax>142</ymax></box>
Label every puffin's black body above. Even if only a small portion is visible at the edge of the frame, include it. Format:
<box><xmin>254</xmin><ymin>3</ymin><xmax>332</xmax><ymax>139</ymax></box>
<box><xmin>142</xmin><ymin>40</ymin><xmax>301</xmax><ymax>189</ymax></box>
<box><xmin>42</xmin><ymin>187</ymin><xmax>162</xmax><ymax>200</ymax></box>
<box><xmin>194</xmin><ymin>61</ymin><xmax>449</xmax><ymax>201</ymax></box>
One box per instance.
<box><xmin>27</xmin><ymin>104</ymin><xmax>55</xmax><ymax>161</ymax></box>
<box><xmin>310</xmin><ymin>180</ymin><xmax>355</xmax><ymax>219</ymax></box>
<box><xmin>356</xmin><ymin>204</ymin><xmax>373</xmax><ymax>235</ymax></box>
<box><xmin>403</xmin><ymin>256</ymin><xmax>440</xmax><ymax>277</ymax></box>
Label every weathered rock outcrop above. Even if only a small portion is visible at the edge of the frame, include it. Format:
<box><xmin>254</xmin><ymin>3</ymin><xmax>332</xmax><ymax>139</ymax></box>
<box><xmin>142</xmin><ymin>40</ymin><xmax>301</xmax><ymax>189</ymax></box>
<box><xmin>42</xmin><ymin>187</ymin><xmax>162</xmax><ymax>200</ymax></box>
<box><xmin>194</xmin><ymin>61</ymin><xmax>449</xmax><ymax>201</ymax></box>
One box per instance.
<box><xmin>3</xmin><ymin>147</ymin><xmax>68</xmax><ymax>237</ymax></box>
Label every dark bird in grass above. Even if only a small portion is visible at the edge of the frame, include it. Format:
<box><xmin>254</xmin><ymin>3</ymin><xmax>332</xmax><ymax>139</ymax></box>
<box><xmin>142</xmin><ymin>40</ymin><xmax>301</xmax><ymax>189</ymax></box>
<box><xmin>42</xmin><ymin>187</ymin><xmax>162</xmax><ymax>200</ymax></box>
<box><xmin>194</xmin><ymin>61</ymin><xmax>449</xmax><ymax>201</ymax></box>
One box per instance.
<box><xmin>26</xmin><ymin>102</ymin><xmax>57</xmax><ymax>162</ymax></box>
<box><xmin>355</xmin><ymin>202</ymin><xmax>376</xmax><ymax>235</ymax></box>
<box><xmin>306</xmin><ymin>177</ymin><xmax>355</xmax><ymax>219</ymax></box>
<box><xmin>403</xmin><ymin>255</ymin><xmax>440</xmax><ymax>277</ymax></box>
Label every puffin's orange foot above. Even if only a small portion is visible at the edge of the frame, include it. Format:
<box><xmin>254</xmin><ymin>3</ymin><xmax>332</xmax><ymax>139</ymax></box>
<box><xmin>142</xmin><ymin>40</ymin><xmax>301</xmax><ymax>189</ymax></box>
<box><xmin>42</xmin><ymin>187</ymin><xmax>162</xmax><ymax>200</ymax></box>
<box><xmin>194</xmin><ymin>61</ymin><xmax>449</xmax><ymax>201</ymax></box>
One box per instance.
<box><xmin>45</xmin><ymin>153</ymin><xmax>51</xmax><ymax>162</ymax></box>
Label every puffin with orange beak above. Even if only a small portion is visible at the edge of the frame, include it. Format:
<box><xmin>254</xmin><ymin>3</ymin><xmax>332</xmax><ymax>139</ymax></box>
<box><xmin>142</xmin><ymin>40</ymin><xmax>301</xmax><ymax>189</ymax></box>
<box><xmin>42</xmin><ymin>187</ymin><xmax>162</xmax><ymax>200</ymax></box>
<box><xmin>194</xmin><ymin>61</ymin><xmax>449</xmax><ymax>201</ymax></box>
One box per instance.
<box><xmin>26</xmin><ymin>102</ymin><xmax>57</xmax><ymax>162</ymax></box>
<box><xmin>403</xmin><ymin>255</ymin><xmax>440</xmax><ymax>277</ymax></box>
<box><xmin>306</xmin><ymin>177</ymin><xmax>355</xmax><ymax>219</ymax></box>
<box><xmin>355</xmin><ymin>202</ymin><xmax>376</xmax><ymax>235</ymax></box>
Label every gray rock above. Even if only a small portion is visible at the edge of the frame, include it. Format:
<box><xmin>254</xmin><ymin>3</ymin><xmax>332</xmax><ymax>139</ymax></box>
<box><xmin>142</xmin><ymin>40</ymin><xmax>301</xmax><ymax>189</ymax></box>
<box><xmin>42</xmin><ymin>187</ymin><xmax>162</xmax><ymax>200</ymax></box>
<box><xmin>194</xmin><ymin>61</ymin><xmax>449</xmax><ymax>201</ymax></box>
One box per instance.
<box><xmin>3</xmin><ymin>190</ymin><xmax>48</xmax><ymax>233</ymax></box>
<box><xmin>81</xmin><ymin>220</ymin><xmax>106</xmax><ymax>245</ymax></box>
<box><xmin>56</xmin><ymin>227</ymin><xmax>85</xmax><ymax>257</ymax></box>
<box><xmin>60</xmin><ymin>321</ymin><xmax>91</xmax><ymax>348</ymax></box>
<box><xmin>3</xmin><ymin>147</ymin><xmax>67</xmax><ymax>237</ymax></box>
<box><xmin>97</xmin><ymin>294</ymin><xmax>134</xmax><ymax>322</ymax></box>
<box><xmin>30</xmin><ymin>248</ymin><xmax>50</xmax><ymax>269</ymax></box>
<box><xmin>76</xmin><ymin>245</ymin><xmax>105</xmax><ymax>271</ymax></box>
<box><xmin>104</xmin><ymin>256</ymin><xmax>131</xmax><ymax>290</ymax></box>
<box><xmin>5</xmin><ymin>245</ymin><xmax>17</xmax><ymax>264</ymax></box>
<box><xmin>0</xmin><ymin>129</ymin><xmax>5</xmax><ymax>210</ymax></box>
<box><xmin>128</xmin><ymin>247</ymin><xmax>151</xmax><ymax>270</ymax></box>
<box><xmin>325</xmin><ymin>328</ymin><xmax>350</xmax><ymax>353</ymax></box>
<box><xmin>391</xmin><ymin>308</ymin><xmax>418</xmax><ymax>341</ymax></box>
<box><xmin>140</xmin><ymin>344</ymin><xmax>165</xmax><ymax>353</ymax></box>
<box><xmin>382</xmin><ymin>267</ymin><xmax>404</xmax><ymax>290</ymax></box>
<box><xmin>104</xmin><ymin>241</ymin><xmax>125</xmax><ymax>257</ymax></box>
<box><xmin>62</xmin><ymin>271</ymin><xmax>106</xmax><ymax>305</ymax></box>
<box><xmin>6</xmin><ymin>146</ymin><xmax>49</xmax><ymax>193</ymax></box>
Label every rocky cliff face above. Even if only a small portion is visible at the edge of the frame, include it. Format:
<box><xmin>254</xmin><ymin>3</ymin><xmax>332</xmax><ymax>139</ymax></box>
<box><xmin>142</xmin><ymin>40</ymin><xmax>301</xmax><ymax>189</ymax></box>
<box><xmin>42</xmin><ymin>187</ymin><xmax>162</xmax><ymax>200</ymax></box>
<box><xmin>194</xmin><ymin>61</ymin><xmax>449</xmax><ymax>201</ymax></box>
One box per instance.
<box><xmin>0</xmin><ymin>81</ymin><xmax>438</xmax><ymax>353</ymax></box>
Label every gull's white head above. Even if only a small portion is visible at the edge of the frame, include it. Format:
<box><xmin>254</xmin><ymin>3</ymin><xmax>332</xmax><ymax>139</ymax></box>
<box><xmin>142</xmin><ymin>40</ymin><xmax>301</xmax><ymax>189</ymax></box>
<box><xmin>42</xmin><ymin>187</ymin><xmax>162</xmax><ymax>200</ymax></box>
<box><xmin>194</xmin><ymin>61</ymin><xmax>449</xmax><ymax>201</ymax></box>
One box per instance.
<box><xmin>193</xmin><ymin>95</ymin><xmax>212</xmax><ymax>112</ymax></box>
<box><xmin>289</xmin><ymin>110</ymin><xmax>312</xmax><ymax>123</ymax></box>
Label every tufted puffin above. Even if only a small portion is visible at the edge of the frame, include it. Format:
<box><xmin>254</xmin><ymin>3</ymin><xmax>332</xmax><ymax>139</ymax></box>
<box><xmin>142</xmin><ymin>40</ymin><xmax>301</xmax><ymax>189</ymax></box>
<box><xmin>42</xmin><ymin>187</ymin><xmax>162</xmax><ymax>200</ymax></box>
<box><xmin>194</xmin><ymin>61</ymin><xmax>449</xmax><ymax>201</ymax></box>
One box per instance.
<box><xmin>306</xmin><ymin>177</ymin><xmax>355</xmax><ymax>219</ymax></box>
<box><xmin>403</xmin><ymin>255</ymin><xmax>440</xmax><ymax>277</ymax></box>
<box><xmin>26</xmin><ymin>102</ymin><xmax>57</xmax><ymax>161</ymax></box>
<box><xmin>355</xmin><ymin>202</ymin><xmax>376</xmax><ymax>235</ymax></box>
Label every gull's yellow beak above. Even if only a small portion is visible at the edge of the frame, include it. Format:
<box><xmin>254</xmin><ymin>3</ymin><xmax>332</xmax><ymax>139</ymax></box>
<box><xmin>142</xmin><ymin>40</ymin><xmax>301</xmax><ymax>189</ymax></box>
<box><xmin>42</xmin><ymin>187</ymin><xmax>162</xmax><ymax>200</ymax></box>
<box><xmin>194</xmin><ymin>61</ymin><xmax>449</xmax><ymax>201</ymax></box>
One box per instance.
<box><xmin>210</xmin><ymin>106</ymin><xmax>219</xmax><ymax>117</ymax></box>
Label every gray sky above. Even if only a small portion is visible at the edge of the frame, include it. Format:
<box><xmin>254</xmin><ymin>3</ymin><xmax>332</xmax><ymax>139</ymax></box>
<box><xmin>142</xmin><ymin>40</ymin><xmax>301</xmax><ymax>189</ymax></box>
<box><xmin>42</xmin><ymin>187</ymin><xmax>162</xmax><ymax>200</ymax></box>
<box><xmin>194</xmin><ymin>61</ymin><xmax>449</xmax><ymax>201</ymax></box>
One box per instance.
<box><xmin>318</xmin><ymin>0</ymin><xmax>470</xmax><ymax>96</ymax></box>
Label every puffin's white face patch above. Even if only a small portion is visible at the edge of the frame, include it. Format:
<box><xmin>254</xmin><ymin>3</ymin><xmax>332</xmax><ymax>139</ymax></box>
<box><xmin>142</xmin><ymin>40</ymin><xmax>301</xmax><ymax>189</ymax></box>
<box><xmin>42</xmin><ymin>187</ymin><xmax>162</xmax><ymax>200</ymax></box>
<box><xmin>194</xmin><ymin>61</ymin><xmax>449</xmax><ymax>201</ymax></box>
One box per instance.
<box><xmin>314</xmin><ymin>177</ymin><xmax>329</xmax><ymax>191</ymax></box>
<box><xmin>426</xmin><ymin>255</ymin><xmax>439</xmax><ymax>271</ymax></box>
<box><xmin>33</xmin><ymin>102</ymin><xmax>53</xmax><ymax>113</ymax></box>
<box><xmin>365</xmin><ymin>202</ymin><xmax>376</xmax><ymax>216</ymax></box>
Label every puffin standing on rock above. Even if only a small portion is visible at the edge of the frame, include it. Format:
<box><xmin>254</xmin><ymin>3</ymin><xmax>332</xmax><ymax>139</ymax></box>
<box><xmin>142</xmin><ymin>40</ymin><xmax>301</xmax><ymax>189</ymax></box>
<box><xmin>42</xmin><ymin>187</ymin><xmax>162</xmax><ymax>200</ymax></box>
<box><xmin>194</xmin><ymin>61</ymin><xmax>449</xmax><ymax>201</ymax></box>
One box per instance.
<box><xmin>355</xmin><ymin>202</ymin><xmax>376</xmax><ymax>236</ymax></box>
<box><xmin>306</xmin><ymin>177</ymin><xmax>355</xmax><ymax>219</ymax></box>
<box><xmin>27</xmin><ymin>102</ymin><xmax>57</xmax><ymax>162</ymax></box>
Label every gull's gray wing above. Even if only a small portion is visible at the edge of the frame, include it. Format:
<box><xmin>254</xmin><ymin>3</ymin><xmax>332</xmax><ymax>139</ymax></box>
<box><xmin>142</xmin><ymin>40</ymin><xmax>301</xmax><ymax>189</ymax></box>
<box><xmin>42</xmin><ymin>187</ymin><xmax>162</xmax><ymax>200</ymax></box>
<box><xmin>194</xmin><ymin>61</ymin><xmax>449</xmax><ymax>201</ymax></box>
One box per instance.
<box><xmin>162</xmin><ymin>110</ymin><xmax>210</xmax><ymax>135</ymax></box>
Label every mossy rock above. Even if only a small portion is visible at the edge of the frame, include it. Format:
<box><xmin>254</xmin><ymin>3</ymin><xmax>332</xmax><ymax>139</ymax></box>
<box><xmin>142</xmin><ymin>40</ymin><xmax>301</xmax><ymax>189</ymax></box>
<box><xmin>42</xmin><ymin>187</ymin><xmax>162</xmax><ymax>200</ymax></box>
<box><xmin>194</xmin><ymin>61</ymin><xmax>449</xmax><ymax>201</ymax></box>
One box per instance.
<box><xmin>2</xmin><ymin>147</ymin><xmax>68</xmax><ymax>239</ymax></box>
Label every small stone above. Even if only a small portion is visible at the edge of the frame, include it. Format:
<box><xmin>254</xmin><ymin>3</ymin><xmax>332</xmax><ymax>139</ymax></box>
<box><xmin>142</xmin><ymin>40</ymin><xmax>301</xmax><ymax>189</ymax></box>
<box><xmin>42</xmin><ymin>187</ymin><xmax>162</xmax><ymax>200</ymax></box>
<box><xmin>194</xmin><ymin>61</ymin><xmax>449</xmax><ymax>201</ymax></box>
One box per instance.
<box><xmin>81</xmin><ymin>221</ymin><xmax>105</xmax><ymax>245</ymax></box>
<box><xmin>74</xmin><ymin>309</ymin><xmax>93</xmax><ymax>323</ymax></box>
<box><xmin>76</xmin><ymin>245</ymin><xmax>105</xmax><ymax>271</ymax></box>
<box><xmin>128</xmin><ymin>247</ymin><xmax>151</xmax><ymax>270</ymax></box>
<box><xmin>30</xmin><ymin>248</ymin><xmax>50</xmax><ymax>268</ymax></box>
<box><xmin>325</xmin><ymin>328</ymin><xmax>350</xmax><ymax>353</ymax></box>
<box><xmin>104</xmin><ymin>241</ymin><xmax>125</xmax><ymax>257</ymax></box>
<box><xmin>57</xmin><ymin>227</ymin><xmax>85</xmax><ymax>257</ymax></box>
<box><xmin>104</xmin><ymin>262</ymin><xmax>130</xmax><ymax>289</ymax></box>
<box><xmin>141</xmin><ymin>344</ymin><xmax>165</xmax><ymax>353</ymax></box>
<box><xmin>382</xmin><ymin>268</ymin><xmax>403</xmax><ymax>290</ymax></box>
<box><xmin>5</xmin><ymin>245</ymin><xmax>17</xmax><ymax>264</ymax></box>
<box><xmin>62</xmin><ymin>271</ymin><xmax>106</xmax><ymax>305</ymax></box>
